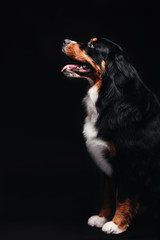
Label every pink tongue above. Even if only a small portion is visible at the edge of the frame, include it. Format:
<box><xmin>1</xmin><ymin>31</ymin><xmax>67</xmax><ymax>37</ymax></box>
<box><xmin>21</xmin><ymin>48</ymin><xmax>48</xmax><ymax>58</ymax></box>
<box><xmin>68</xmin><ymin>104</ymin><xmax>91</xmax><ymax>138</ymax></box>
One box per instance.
<box><xmin>61</xmin><ymin>64</ymin><xmax>90</xmax><ymax>73</ymax></box>
<box><xmin>61</xmin><ymin>64</ymin><xmax>79</xmax><ymax>72</ymax></box>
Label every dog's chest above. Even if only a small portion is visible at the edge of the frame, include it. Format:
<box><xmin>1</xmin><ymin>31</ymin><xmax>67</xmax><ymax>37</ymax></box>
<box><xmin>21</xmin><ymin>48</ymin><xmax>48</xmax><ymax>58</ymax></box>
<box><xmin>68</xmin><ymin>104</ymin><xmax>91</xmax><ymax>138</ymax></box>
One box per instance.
<box><xmin>83</xmin><ymin>85</ymin><xmax>112</xmax><ymax>176</ymax></box>
<box><xmin>83</xmin><ymin>85</ymin><xmax>99</xmax><ymax>139</ymax></box>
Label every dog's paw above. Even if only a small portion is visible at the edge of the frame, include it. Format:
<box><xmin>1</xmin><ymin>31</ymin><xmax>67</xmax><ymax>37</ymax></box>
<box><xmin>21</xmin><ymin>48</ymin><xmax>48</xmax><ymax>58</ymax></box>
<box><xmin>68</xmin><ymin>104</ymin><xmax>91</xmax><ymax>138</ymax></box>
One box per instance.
<box><xmin>102</xmin><ymin>221</ymin><xmax>124</xmax><ymax>234</ymax></box>
<box><xmin>88</xmin><ymin>215</ymin><xmax>107</xmax><ymax>228</ymax></box>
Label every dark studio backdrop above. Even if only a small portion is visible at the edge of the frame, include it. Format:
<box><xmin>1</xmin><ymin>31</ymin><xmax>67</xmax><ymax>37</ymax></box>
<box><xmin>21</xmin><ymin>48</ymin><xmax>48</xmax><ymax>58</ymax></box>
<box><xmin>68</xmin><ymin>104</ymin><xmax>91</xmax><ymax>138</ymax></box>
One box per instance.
<box><xmin>1</xmin><ymin>1</ymin><xmax>160</xmax><ymax>239</ymax></box>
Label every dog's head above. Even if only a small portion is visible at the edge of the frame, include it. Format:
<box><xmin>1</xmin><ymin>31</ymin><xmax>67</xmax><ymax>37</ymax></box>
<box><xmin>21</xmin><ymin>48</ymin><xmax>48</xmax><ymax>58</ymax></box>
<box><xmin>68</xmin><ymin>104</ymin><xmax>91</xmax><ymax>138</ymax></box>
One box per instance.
<box><xmin>61</xmin><ymin>37</ymin><xmax>137</xmax><ymax>88</ymax></box>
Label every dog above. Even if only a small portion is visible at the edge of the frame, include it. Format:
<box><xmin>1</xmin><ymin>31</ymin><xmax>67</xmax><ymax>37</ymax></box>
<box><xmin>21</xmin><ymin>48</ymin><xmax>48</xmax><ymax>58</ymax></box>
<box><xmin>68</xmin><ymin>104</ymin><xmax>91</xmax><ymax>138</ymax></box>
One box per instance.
<box><xmin>61</xmin><ymin>37</ymin><xmax>160</xmax><ymax>234</ymax></box>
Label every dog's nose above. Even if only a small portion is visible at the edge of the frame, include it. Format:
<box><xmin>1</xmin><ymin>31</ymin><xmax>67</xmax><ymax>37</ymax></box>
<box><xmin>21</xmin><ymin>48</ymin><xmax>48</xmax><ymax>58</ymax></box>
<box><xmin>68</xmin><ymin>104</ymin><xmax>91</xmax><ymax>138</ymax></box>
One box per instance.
<box><xmin>63</xmin><ymin>39</ymin><xmax>71</xmax><ymax>45</ymax></box>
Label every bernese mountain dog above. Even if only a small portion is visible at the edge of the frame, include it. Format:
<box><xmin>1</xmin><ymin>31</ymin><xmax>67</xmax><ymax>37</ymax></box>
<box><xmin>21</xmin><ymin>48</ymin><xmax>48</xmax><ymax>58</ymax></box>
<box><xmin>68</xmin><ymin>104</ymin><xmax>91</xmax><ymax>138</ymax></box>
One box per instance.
<box><xmin>61</xmin><ymin>37</ymin><xmax>160</xmax><ymax>234</ymax></box>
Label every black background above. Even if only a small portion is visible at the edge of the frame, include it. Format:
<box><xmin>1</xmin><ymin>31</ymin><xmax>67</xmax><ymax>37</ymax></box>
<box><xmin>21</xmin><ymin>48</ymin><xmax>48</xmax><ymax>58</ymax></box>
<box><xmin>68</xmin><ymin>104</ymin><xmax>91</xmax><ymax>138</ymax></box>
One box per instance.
<box><xmin>1</xmin><ymin>1</ymin><xmax>160</xmax><ymax>239</ymax></box>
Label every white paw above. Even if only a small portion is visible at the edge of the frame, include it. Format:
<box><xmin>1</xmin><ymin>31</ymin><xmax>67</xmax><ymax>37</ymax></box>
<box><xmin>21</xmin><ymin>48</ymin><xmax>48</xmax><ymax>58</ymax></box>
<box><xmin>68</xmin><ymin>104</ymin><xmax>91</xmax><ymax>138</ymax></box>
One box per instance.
<box><xmin>102</xmin><ymin>221</ymin><xmax>124</xmax><ymax>234</ymax></box>
<box><xmin>88</xmin><ymin>215</ymin><xmax>107</xmax><ymax>228</ymax></box>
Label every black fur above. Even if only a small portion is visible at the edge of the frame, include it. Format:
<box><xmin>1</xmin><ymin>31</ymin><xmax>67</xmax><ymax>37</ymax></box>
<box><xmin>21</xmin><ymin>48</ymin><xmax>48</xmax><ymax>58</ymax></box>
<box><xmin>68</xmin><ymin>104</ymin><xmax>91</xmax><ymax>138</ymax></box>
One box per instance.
<box><xmin>84</xmin><ymin>38</ymin><xmax>160</xmax><ymax>211</ymax></box>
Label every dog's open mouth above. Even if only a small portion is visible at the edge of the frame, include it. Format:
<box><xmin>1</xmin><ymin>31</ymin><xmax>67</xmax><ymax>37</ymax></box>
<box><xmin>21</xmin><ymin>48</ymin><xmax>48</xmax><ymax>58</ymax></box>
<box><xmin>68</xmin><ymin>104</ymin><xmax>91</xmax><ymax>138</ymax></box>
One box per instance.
<box><xmin>61</xmin><ymin>62</ymin><xmax>92</xmax><ymax>76</ymax></box>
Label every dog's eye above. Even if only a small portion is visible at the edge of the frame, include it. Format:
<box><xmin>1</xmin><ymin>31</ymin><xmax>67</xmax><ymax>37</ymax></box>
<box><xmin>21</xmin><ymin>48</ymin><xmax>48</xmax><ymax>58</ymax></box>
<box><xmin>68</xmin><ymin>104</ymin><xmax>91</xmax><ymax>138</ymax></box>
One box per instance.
<box><xmin>88</xmin><ymin>41</ymin><xmax>94</xmax><ymax>48</ymax></box>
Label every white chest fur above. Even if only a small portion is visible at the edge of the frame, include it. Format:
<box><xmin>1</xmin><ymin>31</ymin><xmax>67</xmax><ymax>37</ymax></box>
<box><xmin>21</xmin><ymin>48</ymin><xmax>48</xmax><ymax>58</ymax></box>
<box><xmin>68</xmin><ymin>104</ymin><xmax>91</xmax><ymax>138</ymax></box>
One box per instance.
<box><xmin>83</xmin><ymin>85</ymin><xmax>112</xmax><ymax>176</ymax></box>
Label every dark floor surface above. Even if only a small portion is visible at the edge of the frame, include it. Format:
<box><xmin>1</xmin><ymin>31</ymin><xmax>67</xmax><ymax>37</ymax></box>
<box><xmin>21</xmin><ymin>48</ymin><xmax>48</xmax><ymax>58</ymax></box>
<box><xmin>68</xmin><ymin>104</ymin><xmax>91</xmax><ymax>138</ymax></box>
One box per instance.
<box><xmin>0</xmin><ymin>189</ymin><xmax>160</xmax><ymax>240</ymax></box>
<box><xmin>0</xmin><ymin>219</ymin><xmax>159</xmax><ymax>240</ymax></box>
<box><xmin>0</xmin><ymin>139</ymin><xmax>160</xmax><ymax>240</ymax></box>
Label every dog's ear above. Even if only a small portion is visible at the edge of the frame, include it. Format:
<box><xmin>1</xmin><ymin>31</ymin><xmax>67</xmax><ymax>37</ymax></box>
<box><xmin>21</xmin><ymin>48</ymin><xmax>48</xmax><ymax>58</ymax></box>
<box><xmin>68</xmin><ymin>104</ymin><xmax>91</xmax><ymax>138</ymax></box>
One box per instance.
<box><xmin>114</xmin><ymin>53</ymin><xmax>137</xmax><ymax>87</ymax></box>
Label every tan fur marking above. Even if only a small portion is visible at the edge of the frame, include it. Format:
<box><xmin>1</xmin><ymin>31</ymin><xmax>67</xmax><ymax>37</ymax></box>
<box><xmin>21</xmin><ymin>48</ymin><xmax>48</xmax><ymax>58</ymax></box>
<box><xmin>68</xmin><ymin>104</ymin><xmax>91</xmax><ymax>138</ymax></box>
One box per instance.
<box><xmin>90</xmin><ymin>37</ymin><xmax>98</xmax><ymax>42</ymax></box>
<box><xmin>94</xmin><ymin>79</ymin><xmax>102</xmax><ymax>90</ymax></box>
<box><xmin>101</xmin><ymin>60</ymin><xmax>106</xmax><ymax>75</ymax></box>
<box><xmin>112</xmin><ymin>196</ymin><xmax>139</xmax><ymax>231</ymax></box>
<box><xmin>107</xmin><ymin>142</ymin><xmax>116</xmax><ymax>158</ymax></box>
<box><xmin>98</xmin><ymin>179</ymin><xmax>115</xmax><ymax>220</ymax></box>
